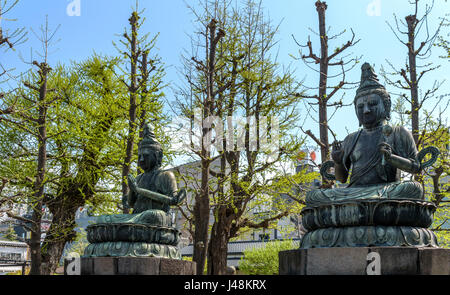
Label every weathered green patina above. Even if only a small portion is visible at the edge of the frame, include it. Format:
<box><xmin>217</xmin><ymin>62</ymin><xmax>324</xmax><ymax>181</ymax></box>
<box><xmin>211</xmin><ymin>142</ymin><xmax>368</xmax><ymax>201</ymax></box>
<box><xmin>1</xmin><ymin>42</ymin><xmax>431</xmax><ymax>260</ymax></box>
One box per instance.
<box><xmin>300</xmin><ymin>226</ymin><xmax>438</xmax><ymax>248</ymax></box>
<box><xmin>300</xmin><ymin>63</ymin><xmax>440</xmax><ymax>248</ymax></box>
<box><xmin>83</xmin><ymin>124</ymin><xmax>186</xmax><ymax>258</ymax></box>
<box><xmin>301</xmin><ymin>199</ymin><xmax>437</xmax><ymax>230</ymax></box>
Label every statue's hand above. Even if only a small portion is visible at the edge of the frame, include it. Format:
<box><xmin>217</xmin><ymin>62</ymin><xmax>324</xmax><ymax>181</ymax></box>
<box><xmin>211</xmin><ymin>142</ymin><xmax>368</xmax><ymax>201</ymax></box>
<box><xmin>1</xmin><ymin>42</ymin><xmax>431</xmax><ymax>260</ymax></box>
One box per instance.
<box><xmin>331</xmin><ymin>141</ymin><xmax>344</xmax><ymax>164</ymax></box>
<box><xmin>127</xmin><ymin>174</ymin><xmax>138</xmax><ymax>193</ymax></box>
<box><xmin>172</xmin><ymin>188</ymin><xmax>187</xmax><ymax>205</ymax></box>
<box><xmin>379</xmin><ymin>142</ymin><xmax>392</xmax><ymax>160</ymax></box>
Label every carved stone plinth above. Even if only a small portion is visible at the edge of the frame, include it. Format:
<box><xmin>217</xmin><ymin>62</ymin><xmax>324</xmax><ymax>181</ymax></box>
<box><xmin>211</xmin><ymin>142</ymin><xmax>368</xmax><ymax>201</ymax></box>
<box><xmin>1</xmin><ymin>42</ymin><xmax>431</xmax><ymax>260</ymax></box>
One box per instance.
<box><xmin>87</xmin><ymin>223</ymin><xmax>180</xmax><ymax>245</ymax></box>
<box><xmin>299</xmin><ymin>199</ymin><xmax>438</xmax><ymax>248</ymax></box>
<box><xmin>80</xmin><ymin>256</ymin><xmax>196</xmax><ymax>275</ymax></box>
<box><xmin>279</xmin><ymin>247</ymin><xmax>450</xmax><ymax>275</ymax></box>
<box><xmin>300</xmin><ymin>226</ymin><xmax>438</xmax><ymax>248</ymax></box>
<box><xmin>301</xmin><ymin>199</ymin><xmax>436</xmax><ymax>230</ymax></box>
<box><xmin>83</xmin><ymin>222</ymin><xmax>182</xmax><ymax>259</ymax></box>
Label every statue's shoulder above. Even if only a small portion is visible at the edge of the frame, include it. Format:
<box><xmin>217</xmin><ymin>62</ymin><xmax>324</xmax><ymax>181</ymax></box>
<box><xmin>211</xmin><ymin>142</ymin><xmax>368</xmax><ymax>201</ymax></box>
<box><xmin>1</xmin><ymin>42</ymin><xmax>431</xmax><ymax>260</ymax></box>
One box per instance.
<box><xmin>392</xmin><ymin>125</ymin><xmax>412</xmax><ymax>135</ymax></box>
<box><xmin>155</xmin><ymin>169</ymin><xmax>177</xmax><ymax>187</ymax></box>
<box><xmin>391</xmin><ymin>125</ymin><xmax>415</xmax><ymax>143</ymax></box>
<box><xmin>343</xmin><ymin>129</ymin><xmax>362</xmax><ymax>145</ymax></box>
<box><xmin>157</xmin><ymin>170</ymin><xmax>176</xmax><ymax>180</ymax></box>
<box><xmin>390</xmin><ymin>125</ymin><xmax>417</xmax><ymax>155</ymax></box>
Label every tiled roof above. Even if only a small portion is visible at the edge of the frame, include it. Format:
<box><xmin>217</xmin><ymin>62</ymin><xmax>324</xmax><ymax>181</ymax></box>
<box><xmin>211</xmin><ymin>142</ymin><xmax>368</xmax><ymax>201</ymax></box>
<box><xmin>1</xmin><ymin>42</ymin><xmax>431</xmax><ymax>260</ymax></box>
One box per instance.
<box><xmin>0</xmin><ymin>240</ymin><xmax>28</xmax><ymax>248</ymax></box>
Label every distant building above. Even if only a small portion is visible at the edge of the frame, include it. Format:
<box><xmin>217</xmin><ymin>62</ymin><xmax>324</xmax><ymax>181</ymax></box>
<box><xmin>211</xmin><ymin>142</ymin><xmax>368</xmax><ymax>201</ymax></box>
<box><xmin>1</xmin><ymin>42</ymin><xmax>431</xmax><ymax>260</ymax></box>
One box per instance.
<box><xmin>0</xmin><ymin>240</ymin><xmax>29</xmax><ymax>274</ymax></box>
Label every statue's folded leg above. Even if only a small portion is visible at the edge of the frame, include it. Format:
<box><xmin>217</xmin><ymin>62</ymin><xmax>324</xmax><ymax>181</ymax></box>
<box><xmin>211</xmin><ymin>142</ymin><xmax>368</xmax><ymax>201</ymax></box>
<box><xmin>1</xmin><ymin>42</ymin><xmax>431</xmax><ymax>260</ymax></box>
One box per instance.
<box><xmin>94</xmin><ymin>209</ymin><xmax>170</xmax><ymax>226</ymax></box>
<box><xmin>305</xmin><ymin>180</ymin><xmax>424</xmax><ymax>206</ymax></box>
<box><xmin>385</xmin><ymin>180</ymin><xmax>423</xmax><ymax>200</ymax></box>
<box><xmin>133</xmin><ymin>209</ymin><xmax>171</xmax><ymax>226</ymax></box>
<box><xmin>305</xmin><ymin>190</ymin><xmax>330</xmax><ymax>206</ymax></box>
<box><xmin>95</xmin><ymin>214</ymin><xmax>132</xmax><ymax>224</ymax></box>
<box><xmin>306</xmin><ymin>185</ymin><xmax>382</xmax><ymax>206</ymax></box>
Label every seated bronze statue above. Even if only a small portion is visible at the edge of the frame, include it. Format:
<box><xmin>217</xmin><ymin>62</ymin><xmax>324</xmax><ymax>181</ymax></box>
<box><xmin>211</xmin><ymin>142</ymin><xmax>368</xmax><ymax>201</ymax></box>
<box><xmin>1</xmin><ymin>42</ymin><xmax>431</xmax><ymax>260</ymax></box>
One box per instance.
<box><xmin>306</xmin><ymin>63</ymin><xmax>438</xmax><ymax>206</ymax></box>
<box><xmin>95</xmin><ymin>125</ymin><xmax>185</xmax><ymax>225</ymax></box>
<box><xmin>300</xmin><ymin>63</ymin><xmax>440</xmax><ymax>248</ymax></box>
<box><xmin>83</xmin><ymin>124</ymin><xmax>186</xmax><ymax>258</ymax></box>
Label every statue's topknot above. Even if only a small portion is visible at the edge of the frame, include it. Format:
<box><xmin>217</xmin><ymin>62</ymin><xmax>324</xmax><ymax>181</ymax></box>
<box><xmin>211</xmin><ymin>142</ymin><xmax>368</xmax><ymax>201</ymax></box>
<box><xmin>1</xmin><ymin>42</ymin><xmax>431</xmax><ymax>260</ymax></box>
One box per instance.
<box><xmin>355</xmin><ymin>62</ymin><xmax>389</xmax><ymax>101</ymax></box>
<box><xmin>139</xmin><ymin>124</ymin><xmax>162</xmax><ymax>151</ymax></box>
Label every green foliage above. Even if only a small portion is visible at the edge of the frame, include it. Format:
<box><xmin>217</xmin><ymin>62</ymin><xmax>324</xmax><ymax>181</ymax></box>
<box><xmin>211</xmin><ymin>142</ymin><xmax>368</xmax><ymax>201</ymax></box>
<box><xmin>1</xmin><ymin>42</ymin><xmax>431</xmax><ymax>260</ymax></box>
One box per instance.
<box><xmin>113</xmin><ymin>4</ymin><xmax>170</xmax><ymax>169</ymax></box>
<box><xmin>3</xmin><ymin>223</ymin><xmax>18</xmax><ymax>241</ymax></box>
<box><xmin>436</xmin><ymin>15</ymin><xmax>450</xmax><ymax>59</ymax></box>
<box><xmin>176</xmin><ymin>0</ymin><xmax>313</xmax><ymax>274</ymax></box>
<box><xmin>0</xmin><ymin>4</ymin><xmax>171</xmax><ymax>273</ymax></box>
<box><xmin>65</xmin><ymin>228</ymin><xmax>89</xmax><ymax>257</ymax></box>
<box><xmin>388</xmin><ymin>90</ymin><xmax>449</xmax><ymax>248</ymax></box>
<box><xmin>421</xmin><ymin>126</ymin><xmax>450</xmax><ymax>248</ymax></box>
<box><xmin>239</xmin><ymin>239</ymin><xmax>298</xmax><ymax>275</ymax></box>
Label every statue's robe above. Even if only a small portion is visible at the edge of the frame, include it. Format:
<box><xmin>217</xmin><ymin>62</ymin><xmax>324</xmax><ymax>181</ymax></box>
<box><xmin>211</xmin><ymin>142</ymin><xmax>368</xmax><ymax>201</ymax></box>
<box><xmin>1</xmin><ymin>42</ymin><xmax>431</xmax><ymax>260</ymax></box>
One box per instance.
<box><xmin>96</xmin><ymin>169</ymin><xmax>178</xmax><ymax>225</ymax></box>
<box><xmin>306</xmin><ymin>125</ymin><xmax>423</xmax><ymax>206</ymax></box>
<box><xmin>130</xmin><ymin>170</ymin><xmax>178</xmax><ymax>213</ymax></box>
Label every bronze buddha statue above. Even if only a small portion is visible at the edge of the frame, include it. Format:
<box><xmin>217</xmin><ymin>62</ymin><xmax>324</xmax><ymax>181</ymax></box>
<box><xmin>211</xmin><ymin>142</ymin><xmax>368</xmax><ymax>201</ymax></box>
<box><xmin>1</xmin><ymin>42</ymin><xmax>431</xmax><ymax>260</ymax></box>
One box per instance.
<box><xmin>300</xmin><ymin>63</ymin><xmax>440</xmax><ymax>248</ymax></box>
<box><xmin>83</xmin><ymin>124</ymin><xmax>186</xmax><ymax>258</ymax></box>
<box><xmin>306</xmin><ymin>63</ymin><xmax>436</xmax><ymax>206</ymax></box>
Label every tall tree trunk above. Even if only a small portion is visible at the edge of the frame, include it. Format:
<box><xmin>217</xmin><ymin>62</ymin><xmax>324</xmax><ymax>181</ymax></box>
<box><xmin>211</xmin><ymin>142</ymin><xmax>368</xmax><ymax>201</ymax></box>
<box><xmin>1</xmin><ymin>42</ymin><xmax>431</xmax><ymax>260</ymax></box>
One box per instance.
<box><xmin>29</xmin><ymin>62</ymin><xmax>50</xmax><ymax>275</ymax></box>
<box><xmin>122</xmin><ymin>12</ymin><xmax>139</xmax><ymax>214</ymax></box>
<box><xmin>40</xmin><ymin>208</ymin><xmax>77</xmax><ymax>275</ymax></box>
<box><xmin>406</xmin><ymin>14</ymin><xmax>419</xmax><ymax>145</ymax></box>
<box><xmin>300</xmin><ymin>1</ymin><xmax>359</xmax><ymax>166</ymax></box>
<box><xmin>207</xmin><ymin>206</ymin><xmax>231</xmax><ymax>275</ymax></box>
<box><xmin>193</xmin><ymin>102</ymin><xmax>212</xmax><ymax>274</ymax></box>
<box><xmin>29</xmin><ymin>205</ymin><xmax>42</xmax><ymax>275</ymax></box>
<box><xmin>207</xmin><ymin>148</ymin><xmax>229</xmax><ymax>275</ymax></box>
<box><xmin>316</xmin><ymin>0</ymin><xmax>330</xmax><ymax>161</ymax></box>
<box><xmin>138</xmin><ymin>51</ymin><xmax>149</xmax><ymax>144</ymax></box>
<box><xmin>192</xmin><ymin>18</ymin><xmax>224</xmax><ymax>275</ymax></box>
<box><xmin>193</xmin><ymin>158</ymin><xmax>210</xmax><ymax>275</ymax></box>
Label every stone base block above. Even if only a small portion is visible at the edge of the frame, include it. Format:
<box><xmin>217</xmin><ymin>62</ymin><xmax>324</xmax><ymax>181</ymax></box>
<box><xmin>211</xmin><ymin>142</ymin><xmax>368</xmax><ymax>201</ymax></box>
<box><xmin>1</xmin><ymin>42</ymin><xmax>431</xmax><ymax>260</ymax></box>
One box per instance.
<box><xmin>279</xmin><ymin>247</ymin><xmax>450</xmax><ymax>275</ymax></box>
<box><xmin>79</xmin><ymin>257</ymin><xmax>196</xmax><ymax>275</ymax></box>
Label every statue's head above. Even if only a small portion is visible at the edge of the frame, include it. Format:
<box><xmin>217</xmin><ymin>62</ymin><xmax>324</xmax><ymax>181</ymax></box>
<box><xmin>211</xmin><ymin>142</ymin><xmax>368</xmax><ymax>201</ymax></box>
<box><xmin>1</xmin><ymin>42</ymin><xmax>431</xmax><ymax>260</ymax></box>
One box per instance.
<box><xmin>354</xmin><ymin>63</ymin><xmax>391</xmax><ymax>128</ymax></box>
<box><xmin>138</xmin><ymin>124</ymin><xmax>163</xmax><ymax>172</ymax></box>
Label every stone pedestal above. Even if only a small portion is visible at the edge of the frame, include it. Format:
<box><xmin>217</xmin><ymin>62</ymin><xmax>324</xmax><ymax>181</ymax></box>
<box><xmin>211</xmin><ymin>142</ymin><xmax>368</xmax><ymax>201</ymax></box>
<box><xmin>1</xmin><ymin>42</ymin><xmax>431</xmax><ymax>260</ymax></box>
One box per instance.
<box><xmin>279</xmin><ymin>247</ymin><xmax>450</xmax><ymax>275</ymax></box>
<box><xmin>79</xmin><ymin>257</ymin><xmax>196</xmax><ymax>275</ymax></box>
<box><xmin>300</xmin><ymin>200</ymin><xmax>439</xmax><ymax>248</ymax></box>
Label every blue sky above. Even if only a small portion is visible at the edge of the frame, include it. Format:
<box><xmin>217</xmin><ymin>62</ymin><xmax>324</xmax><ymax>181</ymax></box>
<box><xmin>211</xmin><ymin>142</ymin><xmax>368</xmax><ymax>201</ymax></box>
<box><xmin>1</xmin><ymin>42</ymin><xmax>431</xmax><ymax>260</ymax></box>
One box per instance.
<box><xmin>1</xmin><ymin>0</ymin><xmax>449</xmax><ymax>164</ymax></box>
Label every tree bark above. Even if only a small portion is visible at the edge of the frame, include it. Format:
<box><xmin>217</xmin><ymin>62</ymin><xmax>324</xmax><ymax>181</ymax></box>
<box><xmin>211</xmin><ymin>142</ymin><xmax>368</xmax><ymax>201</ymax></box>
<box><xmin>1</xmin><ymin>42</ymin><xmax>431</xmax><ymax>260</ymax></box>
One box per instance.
<box><xmin>138</xmin><ymin>51</ymin><xmax>149</xmax><ymax>144</ymax></box>
<box><xmin>40</xmin><ymin>208</ymin><xmax>77</xmax><ymax>275</ymax></box>
<box><xmin>207</xmin><ymin>206</ymin><xmax>231</xmax><ymax>275</ymax></box>
<box><xmin>192</xmin><ymin>19</ymin><xmax>224</xmax><ymax>275</ymax></box>
<box><xmin>29</xmin><ymin>62</ymin><xmax>51</xmax><ymax>275</ymax></box>
<box><xmin>316</xmin><ymin>1</ymin><xmax>330</xmax><ymax>161</ymax></box>
<box><xmin>122</xmin><ymin>12</ymin><xmax>140</xmax><ymax>214</ymax></box>
<box><xmin>406</xmin><ymin>15</ymin><xmax>420</xmax><ymax>145</ymax></box>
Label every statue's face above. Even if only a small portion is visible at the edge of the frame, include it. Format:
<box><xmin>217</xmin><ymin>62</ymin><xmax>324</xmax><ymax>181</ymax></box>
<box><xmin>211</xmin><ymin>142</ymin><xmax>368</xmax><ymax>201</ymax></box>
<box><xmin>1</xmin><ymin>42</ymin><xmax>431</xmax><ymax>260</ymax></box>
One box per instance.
<box><xmin>138</xmin><ymin>147</ymin><xmax>157</xmax><ymax>171</ymax></box>
<box><xmin>355</xmin><ymin>94</ymin><xmax>385</xmax><ymax>128</ymax></box>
